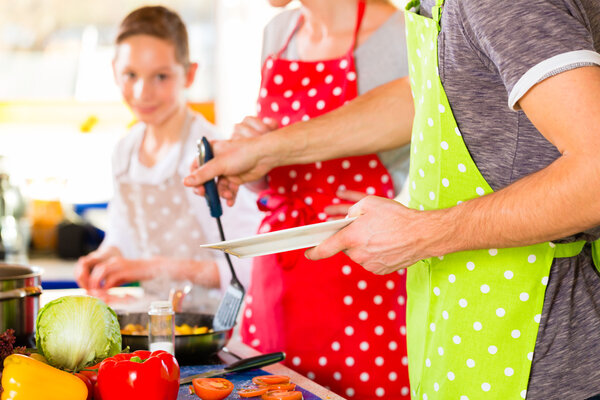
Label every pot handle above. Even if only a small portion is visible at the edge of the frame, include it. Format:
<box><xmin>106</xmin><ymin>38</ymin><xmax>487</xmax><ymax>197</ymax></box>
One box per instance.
<box><xmin>0</xmin><ymin>286</ymin><xmax>42</xmax><ymax>301</ymax></box>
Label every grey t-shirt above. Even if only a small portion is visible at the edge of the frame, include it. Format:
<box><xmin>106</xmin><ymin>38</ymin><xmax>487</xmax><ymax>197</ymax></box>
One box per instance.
<box><xmin>261</xmin><ymin>8</ymin><xmax>411</xmax><ymax>193</ymax></box>
<box><xmin>419</xmin><ymin>0</ymin><xmax>600</xmax><ymax>398</ymax></box>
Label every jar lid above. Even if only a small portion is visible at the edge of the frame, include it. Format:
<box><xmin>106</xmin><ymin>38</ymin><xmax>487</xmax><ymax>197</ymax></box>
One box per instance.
<box><xmin>149</xmin><ymin>300</ymin><xmax>173</xmax><ymax>313</ymax></box>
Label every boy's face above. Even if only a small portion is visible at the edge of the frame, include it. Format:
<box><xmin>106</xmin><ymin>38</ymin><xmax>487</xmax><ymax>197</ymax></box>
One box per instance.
<box><xmin>113</xmin><ymin>35</ymin><xmax>192</xmax><ymax>126</ymax></box>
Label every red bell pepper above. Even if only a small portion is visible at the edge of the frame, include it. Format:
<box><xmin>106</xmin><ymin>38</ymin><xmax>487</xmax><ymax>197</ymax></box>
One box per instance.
<box><xmin>96</xmin><ymin>350</ymin><xmax>180</xmax><ymax>400</ymax></box>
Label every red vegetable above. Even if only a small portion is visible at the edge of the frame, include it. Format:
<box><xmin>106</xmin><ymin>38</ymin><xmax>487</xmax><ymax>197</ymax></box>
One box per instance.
<box><xmin>252</xmin><ymin>375</ymin><xmax>291</xmax><ymax>386</ymax></box>
<box><xmin>192</xmin><ymin>378</ymin><xmax>234</xmax><ymax>400</ymax></box>
<box><xmin>238</xmin><ymin>387</ymin><xmax>269</xmax><ymax>397</ymax></box>
<box><xmin>97</xmin><ymin>350</ymin><xmax>179</xmax><ymax>400</ymax></box>
<box><xmin>261</xmin><ymin>391</ymin><xmax>303</xmax><ymax>400</ymax></box>
<box><xmin>74</xmin><ymin>373</ymin><xmax>93</xmax><ymax>400</ymax></box>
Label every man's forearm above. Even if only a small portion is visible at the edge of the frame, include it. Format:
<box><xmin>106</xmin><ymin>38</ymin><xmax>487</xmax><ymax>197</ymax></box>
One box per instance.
<box><xmin>265</xmin><ymin>77</ymin><xmax>414</xmax><ymax>167</ymax></box>
<box><xmin>433</xmin><ymin>66</ymin><xmax>600</xmax><ymax>256</ymax></box>
<box><xmin>433</xmin><ymin>152</ymin><xmax>600</xmax><ymax>257</ymax></box>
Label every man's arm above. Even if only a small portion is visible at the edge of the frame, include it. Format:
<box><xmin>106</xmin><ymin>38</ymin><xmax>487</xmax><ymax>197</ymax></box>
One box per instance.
<box><xmin>184</xmin><ymin>77</ymin><xmax>414</xmax><ymax>193</ymax></box>
<box><xmin>308</xmin><ymin>66</ymin><xmax>600</xmax><ymax>274</ymax></box>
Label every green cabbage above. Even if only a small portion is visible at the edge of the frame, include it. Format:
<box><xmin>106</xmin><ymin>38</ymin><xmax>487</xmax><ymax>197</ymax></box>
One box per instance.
<box><xmin>36</xmin><ymin>295</ymin><xmax>122</xmax><ymax>371</ymax></box>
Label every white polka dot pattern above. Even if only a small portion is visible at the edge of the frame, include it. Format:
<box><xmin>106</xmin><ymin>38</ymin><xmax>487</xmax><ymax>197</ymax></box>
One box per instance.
<box><xmin>243</xmin><ymin>7</ymin><xmax>407</xmax><ymax>397</ymax></box>
<box><xmin>403</xmin><ymin>7</ymin><xmax>560</xmax><ymax>400</ymax></box>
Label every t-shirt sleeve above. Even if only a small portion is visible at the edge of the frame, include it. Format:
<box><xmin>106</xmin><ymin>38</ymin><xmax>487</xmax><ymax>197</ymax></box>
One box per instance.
<box><xmin>457</xmin><ymin>0</ymin><xmax>600</xmax><ymax>110</ymax></box>
<box><xmin>261</xmin><ymin>9</ymin><xmax>301</xmax><ymax>65</ymax></box>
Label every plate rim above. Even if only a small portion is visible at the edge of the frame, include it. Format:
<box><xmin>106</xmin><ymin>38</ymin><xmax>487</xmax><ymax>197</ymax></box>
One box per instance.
<box><xmin>199</xmin><ymin>217</ymin><xmax>357</xmax><ymax>257</ymax></box>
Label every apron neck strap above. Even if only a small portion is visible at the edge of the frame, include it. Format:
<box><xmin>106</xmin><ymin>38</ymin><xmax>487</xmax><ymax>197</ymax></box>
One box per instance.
<box><xmin>276</xmin><ymin>0</ymin><xmax>367</xmax><ymax>58</ymax></box>
<box><xmin>120</xmin><ymin>109</ymin><xmax>194</xmax><ymax>179</ymax></box>
<box><xmin>349</xmin><ymin>0</ymin><xmax>367</xmax><ymax>52</ymax></box>
<box><xmin>431</xmin><ymin>0</ymin><xmax>444</xmax><ymax>30</ymax></box>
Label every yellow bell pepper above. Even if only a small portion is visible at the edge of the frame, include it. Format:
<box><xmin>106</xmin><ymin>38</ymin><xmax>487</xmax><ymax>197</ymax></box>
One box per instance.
<box><xmin>1</xmin><ymin>354</ymin><xmax>87</xmax><ymax>400</ymax></box>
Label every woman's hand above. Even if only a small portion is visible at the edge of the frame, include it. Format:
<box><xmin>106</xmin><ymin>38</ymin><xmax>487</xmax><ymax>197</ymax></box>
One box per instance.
<box><xmin>324</xmin><ymin>190</ymin><xmax>368</xmax><ymax>219</ymax></box>
<box><xmin>232</xmin><ymin>116</ymin><xmax>278</xmax><ymax>140</ymax></box>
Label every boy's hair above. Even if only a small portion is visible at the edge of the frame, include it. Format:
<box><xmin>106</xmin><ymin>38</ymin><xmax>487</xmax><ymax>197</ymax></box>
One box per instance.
<box><xmin>116</xmin><ymin>6</ymin><xmax>190</xmax><ymax>68</ymax></box>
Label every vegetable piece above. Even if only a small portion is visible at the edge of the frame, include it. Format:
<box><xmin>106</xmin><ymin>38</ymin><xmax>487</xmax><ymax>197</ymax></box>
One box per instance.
<box><xmin>0</xmin><ymin>354</ymin><xmax>87</xmax><ymax>400</ymax></box>
<box><xmin>261</xmin><ymin>391</ymin><xmax>304</xmax><ymax>400</ymax></box>
<box><xmin>266</xmin><ymin>383</ymin><xmax>296</xmax><ymax>391</ymax></box>
<box><xmin>78</xmin><ymin>363</ymin><xmax>100</xmax><ymax>386</ymax></box>
<box><xmin>74</xmin><ymin>373</ymin><xmax>93</xmax><ymax>400</ymax></box>
<box><xmin>36</xmin><ymin>295</ymin><xmax>122</xmax><ymax>371</ymax></box>
<box><xmin>252</xmin><ymin>375</ymin><xmax>291</xmax><ymax>386</ymax></box>
<box><xmin>0</xmin><ymin>329</ymin><xmax>28</xmax><ymax>373</ymax></box>
<box><xmin>192</xmin><ymin>378</ymin><xmax>235</xmax><ymax>400</ymax></box>
<box><xmin>238</xmin><ymin>387</ymin><xmax>269</xmax><ymax>397</ymax></box>
<box><xmin>97</xmin><ymin>350</ymin><xmax>179</xmax><ymax>400</ymax></box>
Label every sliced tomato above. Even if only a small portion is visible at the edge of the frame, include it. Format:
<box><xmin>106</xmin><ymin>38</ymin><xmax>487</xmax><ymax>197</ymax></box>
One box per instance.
<box><xmin>252</xmin><ymin>375</ymin><xmax>291</xmax><ymax>386</ymax></box>
<box><xmin>261</xmin><ymin>390</ymin><xmax>303</xmax><ymax>400</ymax></box>
<box><xmin>238</xmin><ymin>387</ymin><xmax>269</xmax><ymax>397</ymax></box>
<box><xmin>192</xmin><ymin>378</ymin><xmax>234</xmax><ymax>400</ymax></box>
<box><xmin>266</xmin><ymin>383</ymin><xmax>296</xmax><ymax>391</ymax></box>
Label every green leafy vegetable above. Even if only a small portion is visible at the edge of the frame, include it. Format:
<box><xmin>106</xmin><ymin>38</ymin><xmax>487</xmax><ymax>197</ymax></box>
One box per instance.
<box><xmin>36</xmin><ymin>295</ymin><xmax>122</xmax><ymax>371</ymax></box>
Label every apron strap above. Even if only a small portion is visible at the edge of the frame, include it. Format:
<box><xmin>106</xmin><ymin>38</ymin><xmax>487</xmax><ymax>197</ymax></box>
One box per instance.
<box><xmin>555</xmin><ymin>239</ymin><xmax>600</xmax><ymax>274</ymax></box>
<box><xmin>431</xmin><ymin>0</ymin><xmax>444</xmax><ymax>30</ymax></box>
<box><xmin>349</xmin><ymin>0</ymin><xmax>367</xmax><ymax>51</ymax></box>
<box><xmin>276</xmin><ymin>1</ymin><xmax>366</xmax><ymax>58</ymax></box>
<box><xmin>554</xmin><ymin>240</ymin><xmax>586</xmax><ymax>258</ymax></box>
<box><xmin>592</xmin><ymin>239</ymin><xmax>600</xmax><ymax>272</ymax></box>
<box><xmin>118</xmin><ymin>110</ymin><xmax>194</xmax><ymax>180</ymax></box>
<box><xmin>276</xmin><ymin>12</ymin><xmax>305</xmax><ymax>58</ymax></box>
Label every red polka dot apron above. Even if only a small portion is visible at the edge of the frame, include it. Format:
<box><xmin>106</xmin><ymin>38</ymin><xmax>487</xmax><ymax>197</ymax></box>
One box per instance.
<box><xmin>240</xmin><ymin>2</ymin><xmax>410</xmax><ymax>398</ymax></box>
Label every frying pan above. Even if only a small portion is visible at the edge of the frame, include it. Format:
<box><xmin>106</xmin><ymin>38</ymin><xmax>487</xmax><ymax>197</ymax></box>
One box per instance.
<box><xmin>117</xmin><ymin>312</ymin><xmax>232</xmax><ymax>365</ymax></box>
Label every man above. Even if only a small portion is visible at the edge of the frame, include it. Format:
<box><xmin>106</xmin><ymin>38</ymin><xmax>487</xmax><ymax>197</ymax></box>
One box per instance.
<box><xmin>185</xmin><ymin>0</ymin><xmax>600</xmax><ymax>397</ymax></box>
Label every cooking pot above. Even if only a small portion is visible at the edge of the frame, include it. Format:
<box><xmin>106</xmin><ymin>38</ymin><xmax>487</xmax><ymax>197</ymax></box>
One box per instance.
<box><xmin>0</xmin><ymin>264</ymin><xmax>43</xmax><ymax>347</ymax></box>
<box><xmin>117</xmin><ymin>312</ymin><xmax>232</xmax><ymax>365</ymax></box>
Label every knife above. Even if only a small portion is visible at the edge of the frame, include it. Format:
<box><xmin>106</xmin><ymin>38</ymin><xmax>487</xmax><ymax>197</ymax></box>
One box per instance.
<box><xmin>179</xmin><ymin>351</ymin><xmax>285</xmax><ymax>385</ymax></box>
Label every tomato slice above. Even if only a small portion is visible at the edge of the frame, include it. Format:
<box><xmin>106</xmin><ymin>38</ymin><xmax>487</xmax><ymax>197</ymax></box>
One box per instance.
<box><xmin>266</xmin><ymin>383</ymin><xmax>296</xmax><ymax>391</ymax></box>
<box><xmin>238</xmin><ymin>387</ymin><xmax>269</xmax><ymax>397</ymax></box>
<box><xmin>252</xmin><ymin>375</ymin><xmax>292</xmax><ymax>386</ymax></box>
<box><xmin>261</xmin><ymin>390</ymin><xmax>304</xmax><ymax>400</ymax></box>
<box><xmin>192</xmin><ymin>378</ymin><xmax>234</xmax><ymax>400</ymax></box>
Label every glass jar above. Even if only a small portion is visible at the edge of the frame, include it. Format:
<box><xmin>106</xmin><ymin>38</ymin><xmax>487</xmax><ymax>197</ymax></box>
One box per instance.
<box><xmin>148</xmin><ymin>301</ymin><xmax>175</xmax><ymax>355</ymax></box>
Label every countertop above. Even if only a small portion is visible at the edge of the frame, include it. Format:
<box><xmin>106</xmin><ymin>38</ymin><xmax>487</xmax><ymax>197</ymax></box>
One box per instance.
<box><xmin>40</xmin><ymin>288</ymin><xmax>346</xmax><ymax>400</ymax></box>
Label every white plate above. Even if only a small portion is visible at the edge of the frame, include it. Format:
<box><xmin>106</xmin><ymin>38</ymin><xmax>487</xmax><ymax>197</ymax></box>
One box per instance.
<box><xmin>199</xmin><ymin>217</ymin><xmax>357</xmax><ymax>258</ymax></box>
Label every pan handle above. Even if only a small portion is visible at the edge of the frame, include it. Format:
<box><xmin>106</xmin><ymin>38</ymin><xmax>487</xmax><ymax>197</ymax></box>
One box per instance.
<box><xmin>224</xmin><ymin>351</ymin><xmax>285</xmax><ymax>374</ymax></box>
<box><xmin>0</xmin><ymin>286</ymin><xmax>42</xmax><ymax>301</ymax></box>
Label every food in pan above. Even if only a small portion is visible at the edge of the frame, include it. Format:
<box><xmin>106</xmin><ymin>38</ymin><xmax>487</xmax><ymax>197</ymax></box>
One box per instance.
<box><xmin>120</xmin><ymin>323</ymin><xmax>212</xmax><ymax>336</ymax></box>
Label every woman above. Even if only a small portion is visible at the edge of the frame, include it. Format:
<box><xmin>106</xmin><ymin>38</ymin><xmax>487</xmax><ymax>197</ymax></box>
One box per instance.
<box><xmin>74</xmin><ymin>6</ymin><xmax>259</xmax><ymax>309</ymax></box>
<box><xmin>236</xmin><ymin>1</ymin><xmax>411</xmax><ymax>398</ymax></box>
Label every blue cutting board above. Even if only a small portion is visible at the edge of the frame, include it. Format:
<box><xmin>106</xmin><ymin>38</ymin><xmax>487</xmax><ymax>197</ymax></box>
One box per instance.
<box><xmin>178</xmin><ymin>365</ymin><xmax>323</xmax><ymax>399</ymax></box>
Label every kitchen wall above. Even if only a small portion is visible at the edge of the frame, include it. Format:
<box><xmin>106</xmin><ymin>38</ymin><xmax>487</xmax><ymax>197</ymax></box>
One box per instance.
<box><xmin>0</xmin><ymin>0</ymin><xmax>408</xmax><ymax>207</ymax></box>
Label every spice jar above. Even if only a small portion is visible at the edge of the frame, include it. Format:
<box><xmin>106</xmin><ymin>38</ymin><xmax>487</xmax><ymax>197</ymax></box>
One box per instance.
<box><xmin>148</xmin><ymin>301</ymin><xmax>175</xmax><ymax>355</ymax></box>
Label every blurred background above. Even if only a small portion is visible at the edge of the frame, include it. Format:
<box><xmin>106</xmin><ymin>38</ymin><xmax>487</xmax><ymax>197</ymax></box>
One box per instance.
<box><xmin>0</xmin><ymin>0</ymin><xmax>406</xmax><ymax>282</ymax></box>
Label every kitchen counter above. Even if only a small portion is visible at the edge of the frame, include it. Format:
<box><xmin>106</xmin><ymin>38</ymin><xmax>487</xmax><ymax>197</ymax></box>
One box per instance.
<box><xmin>40</xmin><ymin>289</ymin><xmax>346</xmax><ymax>400</ymax></box>
<box><xmin>222</xmin><ymin>340</ymin><xmax>345</xmax><ymax>400</ymax></box>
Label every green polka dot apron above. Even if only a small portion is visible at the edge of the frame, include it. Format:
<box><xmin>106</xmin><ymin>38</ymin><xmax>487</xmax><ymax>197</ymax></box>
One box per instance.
<box><xmin>404</xmin><ymin>1</ymin><xmax>588</xmax><ymax>398</ymax></box>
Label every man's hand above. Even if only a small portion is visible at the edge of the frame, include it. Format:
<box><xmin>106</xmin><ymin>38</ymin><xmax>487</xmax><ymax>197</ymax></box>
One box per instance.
<box><xmin>184</xmin><ymin>135</ymin><xmax>280</xmax><ymax>206</ymax></box>
<box><xmin>306</xmin><ymin>196</ymin><xmax>445</xmax><ymax>275</ymax></box>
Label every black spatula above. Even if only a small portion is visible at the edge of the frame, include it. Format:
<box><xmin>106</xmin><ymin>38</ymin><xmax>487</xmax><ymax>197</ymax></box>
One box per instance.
<box><xmin>198</xmin><ymin>137</ymin><xmax>245</xmax><ymax>332</ymax></box>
